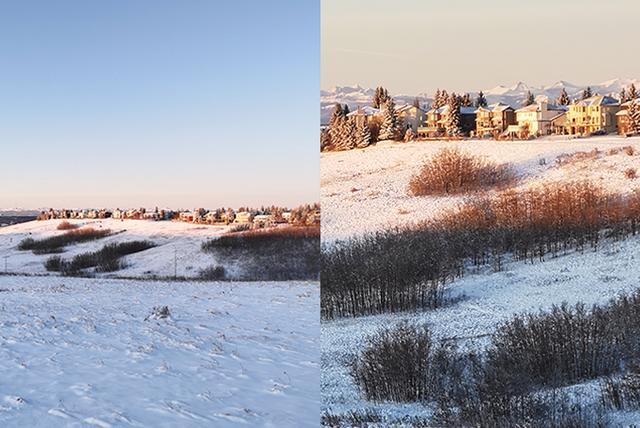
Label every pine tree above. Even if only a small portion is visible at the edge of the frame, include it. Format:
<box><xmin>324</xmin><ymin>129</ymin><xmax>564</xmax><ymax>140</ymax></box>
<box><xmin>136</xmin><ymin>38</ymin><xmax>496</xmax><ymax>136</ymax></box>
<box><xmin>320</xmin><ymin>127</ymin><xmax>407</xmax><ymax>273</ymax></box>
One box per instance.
<box><xmin>344</xmin><ymin>118</ymin><xmax>357</xmax><ymax>150</ymax></box>
<box><xmin>630</xmin><ymin>84</ymin><xmax>638</xmax><ymax>101</ymax></box>
<box><xmin>356</xmin><ymin>121</ymin><xmax>372</xmax><ymax>148</ymax></box>
<box><xmin>460</xmin><ymin>93</ymin><xmax>472</xmax><ymax>107</ymax></box>
<box><xmin>379</xmin><ymin>100</ymin><xmax>399</xmax><ymax>141</ymax></box>
<box><xmin>523</xmin><ymin>91</ymin><xmax>535</xmax><ymax>107</ymax></box>
<box><xmin>433</xmin><ymin>89</ymin><xmax>441</xmax><ymax>109</ymax></box>
<box><xmin>628</xmin><ymin>100</ymin><xmax>640</xmax><ymax>135</ymax></box>
<box><xmin>413</xmin><ymin>97</ymin><xmax>421</xmax><ymax>108</ymax></box>
<box><xmin>557</xmin><ymin>88</ymin><xmax>570</xmax><ymax>105</ymax></box>
<box><xmin>343</xmin><ymin>104</ymin><xmax>350</xmax><ymax>115</ymax></box>
<box><xmin>320</xmin><ymin>129</ymin><xmax>332</xmax><ymax>151</ymax></box>
<box><xmin>372</xmin><ymin>86</ymin><xmax>390</xmax><ymax>108</ymax></box>
<box><xmin>445</xmin><ymin>93</ymin><xmax>462</xmax><ymax>137</ymax></box>
<box><xmin>328</xmin><ymin>103</ymin><xmax>345</xmax><ymax>146</ymax></box>
<box><xmin>582</xmin><ymin>87</ymin><xmax>592</xmax><ymax>99</ymax></box>
<box><xmin>620</xmin><ymin>88</ymin><xmax>628</xmax><ymax>103</ymax></box>
<box><xmin>475</xmin><ymin>91</ymin><xmax>488</xmax><ymax>108</ymax></box>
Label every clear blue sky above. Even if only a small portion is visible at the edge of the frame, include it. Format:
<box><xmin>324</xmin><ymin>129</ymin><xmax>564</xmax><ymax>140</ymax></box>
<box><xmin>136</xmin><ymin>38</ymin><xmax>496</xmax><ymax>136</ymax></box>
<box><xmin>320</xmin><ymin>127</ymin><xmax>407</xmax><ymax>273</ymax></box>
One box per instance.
<box><xmin>0</xmin><ymin>0</ymin><xmax>319</xmax><ymax>210</ymax></box>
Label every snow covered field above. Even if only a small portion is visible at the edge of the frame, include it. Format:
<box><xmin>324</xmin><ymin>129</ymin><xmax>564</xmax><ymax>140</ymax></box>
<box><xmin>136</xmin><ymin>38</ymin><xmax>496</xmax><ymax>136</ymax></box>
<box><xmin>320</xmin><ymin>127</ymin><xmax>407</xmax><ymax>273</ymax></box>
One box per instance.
<box><xmin>321</xmin><ymin>135</ymin><xmax>640</xmax><ymax>424</ymax></box>
<box><xmin>0</xmin><ymin>275</ymin><xmax>319</xmax><ymax>427</ymax></box>
<box><xmin>0</xmin><ymin>219</ymin><xmax>230</xmax><ymax>278</ymax></box>
<box><xmin>321</xmin><ymin>135</ymin><xmax>640</xmax><ymax>241</ymax></box>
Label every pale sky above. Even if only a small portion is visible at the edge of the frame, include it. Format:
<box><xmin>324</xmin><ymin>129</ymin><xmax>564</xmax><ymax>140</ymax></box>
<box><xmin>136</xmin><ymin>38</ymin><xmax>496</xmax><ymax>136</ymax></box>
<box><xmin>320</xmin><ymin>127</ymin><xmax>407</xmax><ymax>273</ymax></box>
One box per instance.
<box><xmin>0</xmin><ymin>1</ymin><xmax>319</xmax><ymax>210</ymax></box>
<box><xmin>322</xmin><ymin>0</ymin><xmax>640</xmax><ymax>94</ymax></box>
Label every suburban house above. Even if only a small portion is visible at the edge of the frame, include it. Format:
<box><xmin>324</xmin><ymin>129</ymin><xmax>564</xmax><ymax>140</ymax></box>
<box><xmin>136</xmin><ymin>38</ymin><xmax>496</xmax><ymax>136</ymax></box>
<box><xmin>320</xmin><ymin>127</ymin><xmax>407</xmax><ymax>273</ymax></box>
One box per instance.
<box><xmin>550</xmin><ymin>111</ymin><xmax>567</xmax><ymax>135</ymax></box>
<box><xmin>253</xmin><ymin>214</ymin><xmax>276</xmax><ymax>227</ymax></box>
<box><xmin>565</xmin><ymin>95</ymin><xmax>620</xmax><ymax>135</ymax></box>
<box><xmin>234</xmin><ymin>211</ymin><xmax>254</xmax><ymax>223</ymax></box>
<box><xmin>396</xmin><ymin>104</ymin><xmax>427</xmax><ymax>133</ymax></box>
<box><xmin>417</xmin><ymin>105</ymin><xmax>476</xmax><ymax>138</ymax></box>
<box><xmin>474</xmin><ymin>103</ymin><xmax>516</xmax><ymax>137</ymax></box>
<box><xmin>616</xmin><ymin>98</ymin><xmax>640</xmax><ymax>136</ymax></box>
<box><xmin>511</xmin><ymin>102</ymin><xmax>568</xmax><ymax>137</ymax></box>
<box><xmin>346</xmin><ymin>106</ymin><xmax>381</xmax><ymax>125</ymax></box>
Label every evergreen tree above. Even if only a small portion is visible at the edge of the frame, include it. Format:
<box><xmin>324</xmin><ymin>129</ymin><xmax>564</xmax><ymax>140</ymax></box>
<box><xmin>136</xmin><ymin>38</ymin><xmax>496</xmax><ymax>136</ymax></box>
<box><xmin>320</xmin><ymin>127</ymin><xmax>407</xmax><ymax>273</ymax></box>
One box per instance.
<box><xmin>475</xmin><ymin>91</ymin><xmax>488</xmax><ymax>108</ymax></box>
<box><xmin>343</xmin><ymin>104</ymin><xmax>350</xmax><ymax>115</ymax></box>
<box><xmin>344</xmin><ymin>118</ymin><xmax>357</xmax><ymax>150</ymax></box>
<box><xmin>445</xmin><ymin>93</ymin><xmax>462</xmax><ymax>137</ymax></box>
<box><xmin>320</xmin><ymin>129</ymin><xmax>332</xmax><ymax>151</ymax></box>
<box><xmin>630</xmin><ymin>83</ymin><xmax>638</xmax><ymax>101</ymax></box>
<box><xmin>356</xmin><ymin>121</ymin><xmax>372</xmax><ymax>148</ymax></box>
<box><xmin>432</xmin><ymin>89</ymin><xmax>441</xmax><ymax>109</ymax></box>
<box><xmin>372</xmin><ymin>86</ymin><xmax>390</xmax><ymax>108</ymax></box>
<box><xmin>523</xmin><ymin>91</ymin><xmax>535</xmax><ymax>107</ymax></box>
<box><xmin>460</xmin><ymin>93</ymin><xmax>472</xmax><ymax>107</ymax></box>
<box><xmin>328</xmin><ymin>103</ymin><xmax>345</xmax><ymax>146</ymax></box>
<box><xmin>557</xmin><ymin>88</ymin><xmax>570</xmax><ymax>106</ymax></box>
<box><xmin>412</xmin><ymin>97</ymin><xmax>421</xmax><ymax>108</ymax></box>
<box><xmin>582</xmin><ymin>87</ymin><xmax>592</xmax><ymax>100</ymax></box>
<box><xmin>379</xmin><ymin>100</ymin><xmax>400</xmax><ymax>141</ymax></box>
<box><xmin>628</xmin><ymin>100</ymin><xmax>640</xmax><ymax>135</ymax></box>
<box><xmin>620</xmin><ymin>88</ymin><xmax>628</xmax><ymax>103</ymax></box>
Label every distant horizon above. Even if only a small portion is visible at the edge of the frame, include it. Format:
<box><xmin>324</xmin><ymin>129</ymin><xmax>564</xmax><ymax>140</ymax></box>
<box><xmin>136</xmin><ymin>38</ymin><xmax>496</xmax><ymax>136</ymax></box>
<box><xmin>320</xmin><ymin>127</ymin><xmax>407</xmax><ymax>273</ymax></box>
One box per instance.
<box><xmin>321</xmin><ymin>76</ymin><xmax>640</xmax><ymax>97</ymax></box>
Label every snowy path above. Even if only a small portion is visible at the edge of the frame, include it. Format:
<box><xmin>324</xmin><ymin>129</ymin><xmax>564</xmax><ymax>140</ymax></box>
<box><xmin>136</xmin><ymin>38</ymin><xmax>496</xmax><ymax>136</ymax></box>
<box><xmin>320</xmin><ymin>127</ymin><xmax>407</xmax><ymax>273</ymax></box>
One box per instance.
<box><xmin>0</xmin><ymin>276</ymin><xmax>319</xmax><ymax>427</ymax></box>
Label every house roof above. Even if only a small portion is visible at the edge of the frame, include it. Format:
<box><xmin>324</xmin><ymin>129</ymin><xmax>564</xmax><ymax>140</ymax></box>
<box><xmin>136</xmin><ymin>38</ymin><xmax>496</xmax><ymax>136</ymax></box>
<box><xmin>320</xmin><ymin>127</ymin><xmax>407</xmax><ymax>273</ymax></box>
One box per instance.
<box><xmin>396</xmin><ymin>104</ymin><xmax>427</xmax><ymax>114</ymax></box>
<box><xmin>574</xmin><ymin>95</ymin><xmax>619</xmax><ymax>107</ymax></box>
<box><xmin>346</xmin><ymin>106</ymin><xmax>380</xmax><ymax>117</ymax></box>
<box><xmin>515</xmin><ymin>102</ymin><xmax>568</xmax><ymax>113</ymax></box>
<box><xmin>428</xmin><ymin>105</ymin><xmax>476</xmax><ymax>115</ymax></box>
<box><xmin>620</xmin><ymin>98</ymin><xmax>640</xmax><ymax>107</ymax></box>
<box><xmin>475</xmin><ymin>102</ymin><xmax>513</xmax><ymax>113</ymax></box>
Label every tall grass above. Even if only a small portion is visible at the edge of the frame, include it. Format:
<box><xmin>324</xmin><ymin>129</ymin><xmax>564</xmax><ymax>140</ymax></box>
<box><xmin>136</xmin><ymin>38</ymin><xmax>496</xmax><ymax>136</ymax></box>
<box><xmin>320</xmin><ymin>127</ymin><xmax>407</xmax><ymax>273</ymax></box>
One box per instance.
<box><xmin>18</xmin><ymin>228</ymin><xmax>111</xmax><ymax>254</ymax></box>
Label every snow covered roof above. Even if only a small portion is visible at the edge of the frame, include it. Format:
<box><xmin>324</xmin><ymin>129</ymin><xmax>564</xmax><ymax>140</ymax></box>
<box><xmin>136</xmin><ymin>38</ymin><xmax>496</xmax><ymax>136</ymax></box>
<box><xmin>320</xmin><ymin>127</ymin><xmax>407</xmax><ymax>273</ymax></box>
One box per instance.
<box><xmin>346</xmin><ymin>106</ymin><xmax>381</xmax><ymax>117</ymax></box>
<box><xmin>515</xmin><ymin>102</ymin><xmax>568</xmax><ymax>113</ymax></box>
<box><xmin>475</xmin><ymin>102</ymin><xmax>513</xmax><ymax>113</ymax></box>
<box><xmin>427</xmin><ymin>105</ymin><xmax>476</xmax><ymax>115</ymax></box>
<box><xmin>396</xmin><ymin>104</ymin><xmax>427</xmax><ymax>114</ymax></box>
<box><xmin>574</xmin><ymin>95</ymin><xmax>619</xmax><ymax>107</ymax></box>
<box><xmin>620</xmin><ymin>98</ymin><xmax>640</xmax><ymax>107</ymax></box>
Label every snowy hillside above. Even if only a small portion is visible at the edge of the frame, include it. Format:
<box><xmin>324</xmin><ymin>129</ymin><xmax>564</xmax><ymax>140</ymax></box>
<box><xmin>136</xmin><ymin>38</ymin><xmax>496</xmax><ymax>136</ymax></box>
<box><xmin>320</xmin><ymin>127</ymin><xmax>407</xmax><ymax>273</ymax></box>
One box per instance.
<box><xmin>0</xmin><ymin>275</ymin><xmax>319</xmax><ymax>427</ymax></box>
<box><xmin>0</xmin><ymin>219</ymin><xmax>231</xmax><ymax>278</ymax></box>
<box><xmin>320</xmin><ymin>78</ymin><xmax>640</xmax><ymax>124</ymax></box>
<box><xmin>321</xmin><ymin>135</ymin><xmax>640</xmax><ymax>241</ymax></box>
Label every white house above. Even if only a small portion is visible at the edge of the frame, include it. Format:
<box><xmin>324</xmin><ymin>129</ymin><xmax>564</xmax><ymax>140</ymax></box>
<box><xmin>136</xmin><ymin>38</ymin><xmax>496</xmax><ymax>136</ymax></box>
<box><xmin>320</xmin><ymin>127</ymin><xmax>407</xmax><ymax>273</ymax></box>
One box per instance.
<box><xmin>514</xmin><ymin>101</ymin><xmax>567</xmax><ymax>137</ymax></box>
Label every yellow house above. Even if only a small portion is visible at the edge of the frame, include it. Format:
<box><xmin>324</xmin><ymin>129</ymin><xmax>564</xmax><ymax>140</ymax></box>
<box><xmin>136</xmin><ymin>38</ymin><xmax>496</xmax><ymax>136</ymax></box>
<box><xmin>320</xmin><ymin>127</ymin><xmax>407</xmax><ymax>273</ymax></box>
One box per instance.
<box><xmin>565</xmin><ymin>95</ymin><xmax>620</xmax><ymax>136</ymax></box>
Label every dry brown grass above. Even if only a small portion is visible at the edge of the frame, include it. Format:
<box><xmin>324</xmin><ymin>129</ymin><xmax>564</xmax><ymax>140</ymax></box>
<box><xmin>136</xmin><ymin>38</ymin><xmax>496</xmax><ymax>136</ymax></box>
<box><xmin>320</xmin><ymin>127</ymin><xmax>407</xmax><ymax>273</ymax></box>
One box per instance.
<box><xmin>57</xmin><ymin>221</ymin><xmax>79</xmax><ymax>230</ymax></box>
<box><xmin>626</xmin><ymin>168</ymin><xmax>637</xmax><ymax>179</ymax></box>
<box><xmin>408</xmin><ymin>148</ymin><xmax>516</xmax><ymax>196</ymax></box>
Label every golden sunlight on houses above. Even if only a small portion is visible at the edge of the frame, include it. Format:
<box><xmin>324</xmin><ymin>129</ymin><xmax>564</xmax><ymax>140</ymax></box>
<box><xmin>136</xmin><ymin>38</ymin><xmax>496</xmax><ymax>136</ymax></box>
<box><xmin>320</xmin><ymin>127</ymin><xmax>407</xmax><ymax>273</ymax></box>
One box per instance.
<box><xmin>474</xmin><ymin>103</ymin><xmax>516</xmax><ymax>138</ymax></box>
<box><xmin>565</xmin><ymin>95</ymin><xmax>620</xmax><ymax>136</ymax></box>
<box><xmin>507</xmin><ymin>102</ymin><xmax>567</xmax><ymax>138</ymax></box>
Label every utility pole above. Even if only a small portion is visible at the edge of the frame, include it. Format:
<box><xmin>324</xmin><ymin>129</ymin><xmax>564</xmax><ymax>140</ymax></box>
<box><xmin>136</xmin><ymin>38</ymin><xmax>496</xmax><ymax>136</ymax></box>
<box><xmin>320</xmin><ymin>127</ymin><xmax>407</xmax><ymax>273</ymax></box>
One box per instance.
<box><xmin>3</xmin><ymin>255</ymin><xmax>8</xmax><ymax>273</ymax></box>
<box><xmin>173</xmin><ymin>247</ymin><xmax>177</xmax><ymax>279</ymax></box>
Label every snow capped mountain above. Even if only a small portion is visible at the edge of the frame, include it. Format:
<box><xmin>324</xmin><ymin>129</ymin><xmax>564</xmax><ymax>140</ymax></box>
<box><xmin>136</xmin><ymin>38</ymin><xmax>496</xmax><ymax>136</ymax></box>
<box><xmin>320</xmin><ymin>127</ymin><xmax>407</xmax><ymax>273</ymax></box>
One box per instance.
<box><xmin>320</xmin><ymin>78</ymin><xmax>640</xmax><ymax>123</ymax></box>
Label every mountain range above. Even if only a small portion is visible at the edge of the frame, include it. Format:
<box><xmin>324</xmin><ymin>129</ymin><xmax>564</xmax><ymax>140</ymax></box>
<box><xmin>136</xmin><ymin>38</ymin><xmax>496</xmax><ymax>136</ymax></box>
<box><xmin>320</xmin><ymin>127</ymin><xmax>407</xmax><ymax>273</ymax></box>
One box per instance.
<box><xmin>320</xmin><ymin>78</ymin><xmax>640</xmax><ymax>124</ymax></box>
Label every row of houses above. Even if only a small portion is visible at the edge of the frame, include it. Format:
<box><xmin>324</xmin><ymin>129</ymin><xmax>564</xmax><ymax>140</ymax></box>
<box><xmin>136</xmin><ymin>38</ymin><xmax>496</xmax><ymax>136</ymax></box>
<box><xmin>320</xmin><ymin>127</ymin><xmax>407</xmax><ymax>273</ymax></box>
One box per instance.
<box><xmin>38</xmin><ymin>207</ymin><xmax>321</xmax><ymax>227</ymax></box>
<box><xmin>348</xmin><ymin>96</ymin><xmax>640</xmax><ymax>139</ymax></box>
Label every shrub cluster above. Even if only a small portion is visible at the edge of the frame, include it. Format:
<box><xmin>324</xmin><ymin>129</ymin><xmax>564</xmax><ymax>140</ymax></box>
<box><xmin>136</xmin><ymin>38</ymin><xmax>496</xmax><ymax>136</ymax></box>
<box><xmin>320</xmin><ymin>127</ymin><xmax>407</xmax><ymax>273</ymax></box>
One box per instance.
<box><xmin>408</xmin><ymin>148</ymin><xmax>516</xmax><ymax>196</ymax></box>
<box><xmin>56</xmin><ymin>221</ymin><xmax>79</xmax><ymax>231</ymax></box>
<box><xmin>349</xmin><ymin>293</ymin><xmax>640</xmax><ymax>426</ymax></box>
<box><xmin>202</xmin><ymin>226</ymin><xmax>320</xmax><ymax>281</ymax></box>
<box><xmin>45</xmin><ymin>240</ymin><xmax>155</xmax><ymax>275</ymax></box>
<box><xmin>19</xmin><ymin>228</ymin><xmax>112</xmax><ymax>254</ymax></box>
<box><xmin>198</xmin><ymin>265</ymin><xmax>226</xmax><ymax>281</ymax></box>
<box><xmin>322</xmin><ymin>182</ymin><xmax>640</xmax><ymax>318</ymax></box>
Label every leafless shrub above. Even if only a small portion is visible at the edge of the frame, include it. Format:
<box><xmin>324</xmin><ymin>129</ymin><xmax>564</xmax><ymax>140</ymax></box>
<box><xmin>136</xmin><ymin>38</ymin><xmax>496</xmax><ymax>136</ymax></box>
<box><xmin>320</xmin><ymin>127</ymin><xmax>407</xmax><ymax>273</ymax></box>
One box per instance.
<box><xmin>624</xmin><ymin>146</ymin><xmax>635</xmax><ymax>156</ymax></box>
<box><xmin>556</xmin><ymin>148</ymin><xmax>601</xmax><ymax>166</ymax></box>
<box><xmin>199</xmin><ymin>265</ymin><xmax>226</xmax><ymax>281</ymax></box>
<box><xmin>18</xmin><ymin>227</ymin><xmax>112</xmax><ymax>254</ymax></box>
<box><xmin>146</xmin><ymin>306</ymin><xmax>170</xmax><ymax>320</ymax></box>
<box><xmin>56</xmin><ymin>221</ymin><xmax>78</xmax><ymax>230</ymax></box>
<box><xmin>408</xmin><ymin>148</ymin><xmax>516</xmax><ymax>196</ymax></box>
<box><xmin>202</xmin><ymin>226</ymin><xmax>320</xmax><ymax>281</ymax></box>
